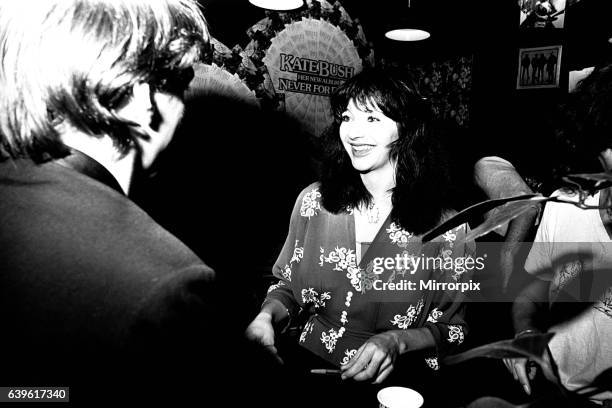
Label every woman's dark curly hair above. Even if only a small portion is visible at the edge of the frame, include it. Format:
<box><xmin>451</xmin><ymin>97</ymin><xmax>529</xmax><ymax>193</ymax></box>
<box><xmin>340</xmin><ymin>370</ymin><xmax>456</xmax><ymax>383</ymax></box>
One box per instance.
<box><xmin>319</xmin><ymin>67</ymin><xmax>451</xmax><ymax>234</ymax></box>
<box><xmin>562</xmin><ymin>63</ymin><xmax>612</xmax><ymax>160</ymax></box>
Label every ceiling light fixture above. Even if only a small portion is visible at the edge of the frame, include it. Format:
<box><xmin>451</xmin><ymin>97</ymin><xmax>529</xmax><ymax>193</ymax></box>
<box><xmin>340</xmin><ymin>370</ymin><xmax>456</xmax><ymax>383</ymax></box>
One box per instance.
<box><xmin>385</xmin><ymin>0</ymin><xmax>430</xmax><ymax>42</ymax></box>
<box><xmin>248</xmin><ymin>0</ymin><xmax>303</xmax><ymax>11</ymax></box>
<box><xmin>385</xmin><ymin>29</ymin><xmax>430</xmax><ymax>41</ymax></box>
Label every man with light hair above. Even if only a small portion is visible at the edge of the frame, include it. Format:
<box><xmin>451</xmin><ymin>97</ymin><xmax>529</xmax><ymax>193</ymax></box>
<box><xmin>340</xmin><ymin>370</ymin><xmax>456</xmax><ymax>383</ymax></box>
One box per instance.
<box><xmin>0</xmin><ymin>0</ymin><xmax>233</xmax><ymax>403</ymax></box>
<box><xmin>505</xmin><ymin>62</ymin><xmax>612</xmax><ymax>404</ymax></box>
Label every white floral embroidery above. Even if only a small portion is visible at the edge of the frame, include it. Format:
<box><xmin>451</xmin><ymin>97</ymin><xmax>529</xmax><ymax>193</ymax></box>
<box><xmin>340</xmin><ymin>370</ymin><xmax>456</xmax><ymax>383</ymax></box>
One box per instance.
<box><xmin>390</xmin><ymin>298</ymin><xmax>424</xmax><ymax>329</ymax></box>
<box><xmin>386</xmin><ymin>223</ymin><xmax>413</xmax><ymax>247</ymax></box>
<box><xmin>320</xmin><ymin>292</ymin><xmax>331</xmax><ymax>307</ymax></box>
<box><xmin>387</xmin><ymin>250</ymin><xmax>417</xmax><ymax>281</ymax></box>
<box><xmin>444</xmin><ymin>250</ymin><xmax>469</xmax><ymax>281</ymax></box>
<box><xmin>439</xmin><ymin>248</ymin><xmax>461</xmax><ymax>278</ymax></box>
<box><xmin>340</xmin><ymin>311</ymin><xmax>348</xmax><ymax>324</ymax></box>
<box><xmin>320</xmin><ymin>247</ymin><xmax>357</xmax><ymax>270</ymax></box>
<box><xmin>320</xmin><ymin>247</ymin><xmax>363</xmax><ymax>292</ymax></box>
<box><xmin>345</xmin><ymin>291</ymin><xmax>353</xmax><ymax>307</ymax></box>
<box><xmin>290</xmin><ymin>242</ymin><xmax>304</xmax><ymax>264</ymax></box>
<box><xmin>346</xmin><ymin>266</ymin><xmax>363</xmax><ymax>292</ymax></box>
<box><xmin>301</xmin><ymin>288</ymin><xmax>317</xmax><ymax>303</ymax></box>
<box><xmin>447</xmin><ymin>325</ymin><xmax>465</xmax><ymax>344</ymax></box>
<box><xmin>280</xmin><ymin>240</ymin><xmax>303</xmax><ymax>282</ymax></box>
<box><xmin>281</xmin><ymin>265</ymin><xmax>292</xmax><ymax>281</ymax></box>
<box><xmin>425</xmin><ymin>357</ymin><xmax>439</xmax><ymax>371</ymax></box>
<box><xmin>360</xmin><ymin>262</ymin><xmax>382</xmax><ymax>292</ymax></box>
<box><xmin>300</xmin><ymin>321</ymin><xmax>314</xmax><ymax>343</ymax></box>
<box><xmin>442</xmin><ymin>230</ymin><xmax>457</xmax><ymax>243</ymax></box>
<box><xmin>441</xmin><ymin>248</ymin><xmax>453</xmax><ymax>262</ymax></box>
<box><xmin>321</xmin><ymin>328</ymin><xmax>344</xmax><ymax>353</ymax></box>
<box><xmin>301</xmin><ymin>288</ymin><xmax>331</xmax><ymax>309</ymax></box>
<box><xmin>300</xmin><ymin>188</ymin><xmax>321</xmax><ymax>218</ymax></box>
<box><xmin>340</xmin><ymin>349</ymin><xmax>358</xmax><ymax>365</ymax></box>
<box><xmin>439</xmin><ymin>227</ymin><xmax>467</xmax><ymax>279</ymax></box>
<box><xmin>427</xmin><ymin>308</ymin><xmax>443</xmax><ymax>323</ymax></box>
<box><xmin>452</xmin><ymin>270</ymin><xmax>467</xmax><ymax>281</ymax></box>
<box><xmin>267</xmin><ymin>281</ymin><xmax>286</xmax><ymax>294</ymax></box>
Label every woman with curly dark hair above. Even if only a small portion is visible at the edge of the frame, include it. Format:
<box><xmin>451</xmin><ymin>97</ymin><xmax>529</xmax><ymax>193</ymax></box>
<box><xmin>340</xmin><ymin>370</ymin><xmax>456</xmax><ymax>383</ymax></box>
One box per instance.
<box><xmin>320</xmin><ymin>67</ymin><xmax>453</xmax><ymax>237</ymax></box>
<box><xmin>246</xmin><ymin>67</ymin><xmax>474</xmax><ymax>395</ymax></box>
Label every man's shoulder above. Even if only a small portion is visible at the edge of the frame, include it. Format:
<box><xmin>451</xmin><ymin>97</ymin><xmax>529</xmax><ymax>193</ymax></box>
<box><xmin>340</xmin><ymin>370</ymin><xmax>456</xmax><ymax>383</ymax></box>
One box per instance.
<box><xmin>534</xmin><ymin>189</ymin><xmax>603</xmax><ymax>246</ymax></box>
<box><xmin>545</xmin><ymin>189</ymin><xmax>598</xmax><ymax>215</ymax></box>
<box><xmin>0</xmin><ymin>157</ymin><xmax>212</xmax><ymax>305</ymax></box>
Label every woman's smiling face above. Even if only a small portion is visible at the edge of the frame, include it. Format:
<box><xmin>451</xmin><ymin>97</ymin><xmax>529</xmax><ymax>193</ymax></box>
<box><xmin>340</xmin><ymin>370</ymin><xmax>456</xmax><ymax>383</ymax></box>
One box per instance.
<box><xmin>339</xmin><ymin>98</ymin><xmax>399</xmax><ymax>174</ymax></box>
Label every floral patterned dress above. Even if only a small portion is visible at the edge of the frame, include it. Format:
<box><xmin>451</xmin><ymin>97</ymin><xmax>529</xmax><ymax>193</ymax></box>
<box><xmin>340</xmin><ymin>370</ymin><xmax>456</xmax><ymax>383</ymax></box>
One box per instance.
<box><xmin>266</xmin><ymin>183</ymin><xmax>475</xmax><ymax>370</ymax></box>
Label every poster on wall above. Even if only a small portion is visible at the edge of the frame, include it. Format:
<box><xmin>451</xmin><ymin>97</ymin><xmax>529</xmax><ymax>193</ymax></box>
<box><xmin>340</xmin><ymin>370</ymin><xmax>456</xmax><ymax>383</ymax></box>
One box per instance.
<box><xmin>187</xmin><ymin>62</ymin><xmax>259</xmax><ymax>107</ymax></box>
<box><xmin>244</xmin><ymin>0</ymin><xmax>373</xmax><ymax>138</ymax></box>
<box><xmin>186</xmin><ymin>38</ymin><xmax>261</xmax><ymax>108</ymax></box>
<box><xmin>517</xmin><ymin>45</ymin><xmax>562</xmax><ymax>89</ymax></box>
<box><xmin>519</xmin><ymin>0</ymin><xmax>567</xmax><ymax>29</ymax></box>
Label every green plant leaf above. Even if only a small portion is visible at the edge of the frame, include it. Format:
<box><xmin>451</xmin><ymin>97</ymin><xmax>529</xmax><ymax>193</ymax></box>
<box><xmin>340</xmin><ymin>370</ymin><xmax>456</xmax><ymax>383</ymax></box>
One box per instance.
<box><xmin>442</xmin><ymin>333</ymin><xmax>554</xmax><ymax>366</ymax></box>
<box><xmin>422</xmin><ymin>194</ymin><xmax>539</xmax><ymax>242</ymax></box>
<box><xmin>464</xmin><ymin>198</ymin><xmax>549</xmax><ymax>242</ymax></box>
<box><xmin>565</xmin><ymin>172</ymin><xmax>612</xmax><ymax>182</ymax></box>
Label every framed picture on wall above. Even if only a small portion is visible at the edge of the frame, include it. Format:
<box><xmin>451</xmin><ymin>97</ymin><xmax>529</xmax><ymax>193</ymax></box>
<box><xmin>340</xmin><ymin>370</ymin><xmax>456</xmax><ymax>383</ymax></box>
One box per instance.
<box><xmin>517</xmin><ymin>45</ymin><xmax>562</xmax><ymax>89</ymax></box>
<box><xmin>519</xmin><ymin>0</ymin><xmax>567</xmax><ymax>29</ymax></box>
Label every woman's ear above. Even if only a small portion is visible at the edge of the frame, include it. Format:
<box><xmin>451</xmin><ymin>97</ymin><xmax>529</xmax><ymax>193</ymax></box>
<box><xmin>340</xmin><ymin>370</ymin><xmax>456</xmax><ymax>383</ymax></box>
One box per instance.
<box><xmin>113</xmin><ymin>82</ymin><xmax>153</xmax><ymax>130</ymax></box>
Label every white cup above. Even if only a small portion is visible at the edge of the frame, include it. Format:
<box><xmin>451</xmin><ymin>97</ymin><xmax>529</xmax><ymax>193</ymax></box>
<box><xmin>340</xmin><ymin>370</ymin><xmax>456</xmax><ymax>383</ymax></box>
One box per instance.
<box><xmin>377</xmin><ymin>386</ymin><xmax>424</xmax><ymax>408</ymax></box>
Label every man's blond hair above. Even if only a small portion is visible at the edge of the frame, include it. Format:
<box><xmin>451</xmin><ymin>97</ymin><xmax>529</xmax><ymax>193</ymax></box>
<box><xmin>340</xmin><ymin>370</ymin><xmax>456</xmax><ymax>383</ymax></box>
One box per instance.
<box><xmin>0</xmin><ymin>0</ymin><xmax>209</xmax><ymax>161</ymax></box>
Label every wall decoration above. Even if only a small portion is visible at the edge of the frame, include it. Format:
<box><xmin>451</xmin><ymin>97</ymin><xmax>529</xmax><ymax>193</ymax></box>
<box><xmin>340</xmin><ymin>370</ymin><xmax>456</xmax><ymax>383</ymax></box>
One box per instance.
<box><xmin>244</xmin><ymin>0</ymin><xmax>374</xmax><ymax>138</ymax></box>
<box><xmin>414</xmin><ymin>56</ymin><xmax>473</xmax><ymax>127</ymax></box>
<box><xmin>519</xmin><ymin>0</ymin><xmax>567</xmax><ymax>29</ymax></box>
<box><xmin>187</xmin><ymin>62</ymin><xmax>259</xmax><ymax>107</ymax></box>
<box><xmin>381</xmin><ymin>55</ymin><xmax>473</xmax><ymax>128</ymax></box>
<box><xmin>186</xmin><ymin>38</ymin><xmax>267</xmax><ymax>108</ymax></box>
<box><xmin>517</xmin><ymin>45</ymin><xmax>562</xmax><ymax>89</ymax></box>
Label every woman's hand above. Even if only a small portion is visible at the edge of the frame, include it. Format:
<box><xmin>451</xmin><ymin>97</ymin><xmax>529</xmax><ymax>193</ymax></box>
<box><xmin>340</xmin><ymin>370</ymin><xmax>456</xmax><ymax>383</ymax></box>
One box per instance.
<box><xmin>503</xmin><ymin>357</ymin><xmax>537</xmax><ymax>395</ymax></box>
<box><xmin>503</xmin><ymin>346</ymin><xmax>554</xmax><ymax>395</ymax></box>
<box><xmin>245</xmin><ymin>312</ymin><xmax>283</xmax><ymax>364</ymax></box>
<box><xmin>340</xmin><ymin>332</ymin><xmax>401</xmax><ymax>384</ymax></box>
